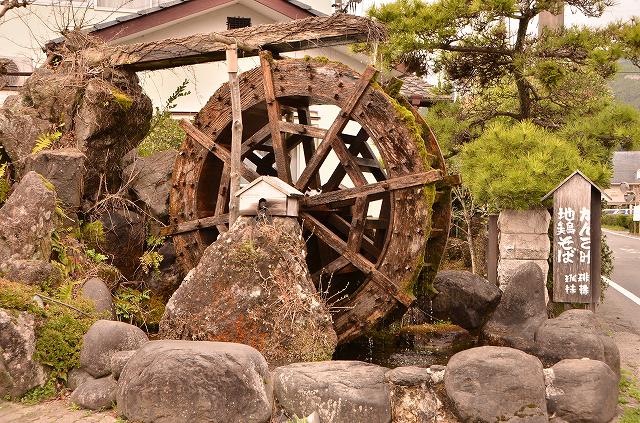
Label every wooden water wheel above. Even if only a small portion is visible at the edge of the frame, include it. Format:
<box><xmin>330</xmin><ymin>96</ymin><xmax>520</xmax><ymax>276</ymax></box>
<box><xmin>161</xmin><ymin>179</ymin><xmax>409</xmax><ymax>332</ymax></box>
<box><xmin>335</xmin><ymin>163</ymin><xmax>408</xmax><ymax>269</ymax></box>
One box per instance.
<box><xmin>166</xmin><ymin>53</ymin><xmax>458</xmax><ymax>343</ymax></box>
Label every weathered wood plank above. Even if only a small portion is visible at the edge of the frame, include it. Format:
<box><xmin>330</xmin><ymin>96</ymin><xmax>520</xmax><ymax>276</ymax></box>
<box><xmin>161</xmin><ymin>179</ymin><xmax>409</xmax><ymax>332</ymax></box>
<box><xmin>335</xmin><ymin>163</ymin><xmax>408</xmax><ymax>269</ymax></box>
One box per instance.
<box><xmin>297</xmin><ymin>107</ymin><xmax>321</xmax><ymax>190</ymax></box>
<box><xmin>241</xmin><ymin>124</ymin><xmax>271</xmax><ymax>157</ymax></box>
<box><xmin>347</xmin><ymin>197</ymin><xmax>368</xmax><ymax>254</ymax></box>
<box><xmin>179</xmin><ymin>120</ymin><xmax>260</xmax><ymax>182</ymax></box>
<box><xmin>312</xmin><ymin>255</ymin><xmax>350</xmax><ymax>281</ymax></box>
<box><xmin>160</xmin><ymin>214</ymin><xmax>229</xmax><ymax>236</ymax></box>
<box><xmin>260</xmin><ymin>51</ymin><xmax>291</xmax><ymax>184</ymax></box>
<box><xmin>279</xmin><ymin>121</ymin><xmax>327</xmax><ymax>139</ymax></box>
<box><xmin>301</xmin><ymin>212</ymin><xmax>414</xmax><ymax>306</ymax></box>
<box><xmin>215</xmin><ymin>163</ymin><xmax>230</xmax><ymax>233</ymax></box>
<box><xmin>295</xmin><ymin>66</ymin><xmax>378</xmax><ymax>191</ymax></box>
<box><xmin>301</xmin><ymin>170</ymin><xmax>443</xmax><ymax>208</ymax></box>
<box><xmin>227</xmin><ymin>46</ymin><xmax>242</xmax><ymax>226</ymax></box>
<box><xmin>83</xmin><ymin>15</ymin><xmax>386</xmax><ymax>72</ymax></box>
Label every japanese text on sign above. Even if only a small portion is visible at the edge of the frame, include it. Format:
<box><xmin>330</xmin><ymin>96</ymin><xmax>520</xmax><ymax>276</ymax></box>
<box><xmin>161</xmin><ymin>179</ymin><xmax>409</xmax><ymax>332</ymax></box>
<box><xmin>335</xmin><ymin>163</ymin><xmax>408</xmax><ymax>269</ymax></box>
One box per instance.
<box><xmin>555</xmin><ymin>206</ymin><xmax>591</xmax><ymax>297</ymax></box>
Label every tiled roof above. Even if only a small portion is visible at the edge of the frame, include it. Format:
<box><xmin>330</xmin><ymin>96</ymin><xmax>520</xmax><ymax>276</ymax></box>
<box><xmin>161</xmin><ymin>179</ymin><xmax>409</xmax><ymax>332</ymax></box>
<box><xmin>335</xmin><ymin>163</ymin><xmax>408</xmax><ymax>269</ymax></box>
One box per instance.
<box><xmin>50</xmin><ymin>0</ymin><xmax>323</xmax><ymax>44</ymax></box>
<box><xmin>398</xmin><ymin>74</ymin><xmax>452</xmax><ymax>106</ymax></box>
<box><xmin>612</xmin><ymin>151</ymin><xmax>640</xmax><ymax>184</ymax></box>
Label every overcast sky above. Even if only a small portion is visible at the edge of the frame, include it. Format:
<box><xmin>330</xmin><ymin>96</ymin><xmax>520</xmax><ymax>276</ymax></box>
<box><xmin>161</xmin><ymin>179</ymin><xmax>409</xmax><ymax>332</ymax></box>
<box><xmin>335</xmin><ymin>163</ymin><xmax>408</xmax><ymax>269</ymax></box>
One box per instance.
<box><xmin>354</xmin><ymin>0</ymin><xmax>640</xmax><ymax>26</ymax></box>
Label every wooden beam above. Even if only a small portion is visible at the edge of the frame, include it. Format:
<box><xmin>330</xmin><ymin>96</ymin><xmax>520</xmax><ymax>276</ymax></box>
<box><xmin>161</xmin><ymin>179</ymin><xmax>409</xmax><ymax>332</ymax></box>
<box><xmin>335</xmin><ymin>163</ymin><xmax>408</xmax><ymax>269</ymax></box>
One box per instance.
<box><xmin>302</xmin><ymin>170</ymin><xmax>443</xmax><ymax>208</ymax></box>
<box><xmin>301</xmin><ymin>212</ymin><xmax>414</xmax><ymax>306</ymax></box>
<box><xmin>227</xmin><ymin>46</ymin><xmax>242</xmax><ymax>226</ymax></box>
<box><xmin>260</xmin><ymin>51</ymin><xmax>291</xmax><ymax>184</ymax></box>
<box><xmin>279</xmin><ymin>121</ymin><xmax>327</xmax><ymax>139</ymax></box>
<box><xmin>297</xmin><ymin>107</ymin><xmax>321</xmax><ymax>190</ymax></box>
<box><xmin>241</xmin><ymin>124</ymin><xmax>271</xmax><ymax>157</ymax></box>
<box><xmin>295</xmin><ymin>66</ymin><xmax>378</xmax><ymax>191</ymax></box>
<box><xmin>160</xmin><ymin>214</ymin><xmax>229</xmax><ymax>236</ymax></box>
<box><xmin>312</xmin><ymin>256</ymin><xmax>350</xmax><ymax>281</ymax></box>
<box><xmin>215</xmin><ymin>163</ymin><xmax>230</xmax><ymax>233</ymax></box>
<box><xmin>80</xmin><ymin>15</ymin><xmax>386</xmax><ymax>72</ymax></box>
<box><xmin>179</xmin><ymin>120</ymin><xmax>260</xmax><ymax>182</ymax></box>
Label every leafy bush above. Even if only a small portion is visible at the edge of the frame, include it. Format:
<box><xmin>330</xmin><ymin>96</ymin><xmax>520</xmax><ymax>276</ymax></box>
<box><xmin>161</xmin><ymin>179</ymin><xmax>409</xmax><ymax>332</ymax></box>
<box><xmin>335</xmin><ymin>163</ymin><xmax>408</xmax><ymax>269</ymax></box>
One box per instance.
<box><xmin>602</xmin><ymin>213</ymin><xmax>632</xmax><ymax>230</ymax></box>
<box><xmin>137</xmin><ymin>80</ymin><xmax>190</xmax><ymax>157</ymax></box>
<box><xmin>460</xmin><ymin>121</ymin><xmax>610</xmax><ymax>210</ymax></box>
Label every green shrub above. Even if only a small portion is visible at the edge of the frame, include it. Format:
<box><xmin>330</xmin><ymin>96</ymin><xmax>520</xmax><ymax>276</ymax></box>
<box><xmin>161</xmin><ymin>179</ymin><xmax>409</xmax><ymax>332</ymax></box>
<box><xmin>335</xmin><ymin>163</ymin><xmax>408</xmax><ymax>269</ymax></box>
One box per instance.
<box><xmin>602</xmin><ymin>213</ymin><xmax>632</xmax><ymax>230</ymax></box>
<box><xmin>137</xmin><ymin>79</ymin><xmax>190</xmax><ymax>157</ymax></box>
<box><xmin>460</xmin><ymin>121</ymin><xmax>610</xmax><ymax>210</ymax></box>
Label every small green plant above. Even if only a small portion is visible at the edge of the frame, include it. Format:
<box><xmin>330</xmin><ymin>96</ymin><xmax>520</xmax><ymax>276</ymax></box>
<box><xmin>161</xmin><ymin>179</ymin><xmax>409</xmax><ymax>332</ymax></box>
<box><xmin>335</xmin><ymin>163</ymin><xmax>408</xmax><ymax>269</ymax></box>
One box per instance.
<box><xmin>137</xmin><ymin>80</ymin><xmax>190</xmax><ymax>157</ymax></box>
<box><xmin>19</xmin><ymin>376</ymin><xmax>57</xmax><ymax>404</ymax></box>
<box><xmin>620</xmin><ymin>370</ymin><xmax>640</xmax><ymax>403</ymax></box>
<box><xmin>0</xmin><ymin>162</ymin><xmax>10</xmax><ymax>206</ymax></box>
<box><xmin>113</xmin><ymin>288</ymin><xmax>164</xmax><ymax>331</ymax></box>
<box><xmin>32</xmin><ymin>130</ymin><xmax>62</xmax><ymax>154</ymax></box>
<box><xmin>86</xmin><ymin>248</ymin><xmax>108</xmax><ymax>264</ymax></box>
<box><xmin>139</xmin><ymin>251</ymin><xmax>163</xmax><ymax>273</ymax></box>
<box><xmin>77</xmin><ymin>220</ymin><xmax>105</xmax><ymax>249</ymax></box>
<box><xmin>110</xmin><ymin>88</ymin><xmax>133</xmax><ymax>111</ymax></box>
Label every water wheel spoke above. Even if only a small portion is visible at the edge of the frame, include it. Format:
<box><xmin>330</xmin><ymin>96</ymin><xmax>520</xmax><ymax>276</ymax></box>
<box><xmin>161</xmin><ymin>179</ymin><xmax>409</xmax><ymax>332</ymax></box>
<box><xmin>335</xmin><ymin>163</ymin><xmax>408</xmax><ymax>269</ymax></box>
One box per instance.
<box><xmin>325</xmin><ymin>213</ymin><xmax>380</xmax><ymax>258</ymax></box>
<box><xmin>279</xmin><ymin>121</ymin><xmax>327</xmax><ymax>139</ymax></box>
<box><xmin>301</xmin><ymin>212</ymin><xmax>414</xmax><ymax>306</ymax></box>
<box><xmin>214</xmin><ymin>163</ymin><xmax>231</xmax><ymax>233</ymax></box>
<box><xmin>241</xmin><ymin>124</ymin><xmax>271</xmax><ymax>157</ymax></box>
<box><xmin>180</xmin><ymin>120</ymin><xmax>260</xmax><ymax>182</ymax></box>
<box><xmin>260</xmin><ymin>51</ymin><xmax>291</xmax><ymax>183</ymax></box>
<box><xmin>321</xmin><ymin>140</ymin><xmax>362</xmax><ymax>192</ymax></box>
<box><xmin>302</xmin><ymin>170</ymin><xmax>443</xmax><ymax>208</ymax></box>
<box><xmin>295</xmin><ymin>66</ymin><xmax>378</xmax><ymax>191</ymax></box>
<box><xmin>160</xmin><ymin>214</ymin><xmax>229</xmax><ymax>236</ymax></box>
<box><xmin>311</xmin><ymin>255</ymin><xmax>350</xmax><ymax>281</ymax></box>
<box><xmin>347</xmin><ymin>197</ymin><xmax>368</xmax><ymax>253</ymax></box>
<box><xmin>296</xmin><ymin>106</ymin><xmax>322</xmax><ymax>190</ymax></box>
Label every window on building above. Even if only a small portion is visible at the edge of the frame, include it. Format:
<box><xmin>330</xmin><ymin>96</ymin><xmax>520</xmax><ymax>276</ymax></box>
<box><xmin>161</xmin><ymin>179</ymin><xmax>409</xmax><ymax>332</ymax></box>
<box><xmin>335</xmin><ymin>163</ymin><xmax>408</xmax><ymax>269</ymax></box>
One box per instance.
<box><xmin>227</xmin><ymin>16</ymin><xmax>251</xmax><ymax>30</ymax></box>
<box><xmin>636</xmin><ymin>169</ymin><xmax>640</xmax><ymax>180</ymax></box>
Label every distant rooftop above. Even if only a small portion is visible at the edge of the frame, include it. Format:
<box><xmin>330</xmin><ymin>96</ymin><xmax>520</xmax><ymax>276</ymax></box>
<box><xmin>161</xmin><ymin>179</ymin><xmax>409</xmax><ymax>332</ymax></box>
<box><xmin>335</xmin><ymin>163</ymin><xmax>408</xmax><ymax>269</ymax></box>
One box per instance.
<box><xmin>398</xmin><ymin>74</ymin><xmax>452</xmax><ymax>107</ymax></box>
<box><xmin>612</xmin><ymin>151</ymin><xmax>640</xmax><ymax>184</ymax></box>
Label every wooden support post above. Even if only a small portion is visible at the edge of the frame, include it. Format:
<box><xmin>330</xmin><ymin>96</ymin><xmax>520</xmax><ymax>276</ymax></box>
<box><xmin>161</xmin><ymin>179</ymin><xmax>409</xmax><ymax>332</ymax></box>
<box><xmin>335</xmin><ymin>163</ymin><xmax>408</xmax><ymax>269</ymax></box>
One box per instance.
<box><xmin>227</xmin><ymin>45</ymin><xmax>242</xmax><ymax>226</ymax></box>
<box><xmin>487</xmin><ymin>214</ymin><xmax>498</xmax><ymax>286</ymax></box>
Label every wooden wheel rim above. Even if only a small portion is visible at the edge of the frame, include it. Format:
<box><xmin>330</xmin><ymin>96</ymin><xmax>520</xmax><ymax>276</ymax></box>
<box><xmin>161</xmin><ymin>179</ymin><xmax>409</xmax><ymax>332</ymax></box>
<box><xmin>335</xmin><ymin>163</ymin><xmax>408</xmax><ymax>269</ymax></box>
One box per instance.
<box><xmin>169</xmin><ymin>55</ymin><xmax>452</xmax><ymax>343</ymax></box>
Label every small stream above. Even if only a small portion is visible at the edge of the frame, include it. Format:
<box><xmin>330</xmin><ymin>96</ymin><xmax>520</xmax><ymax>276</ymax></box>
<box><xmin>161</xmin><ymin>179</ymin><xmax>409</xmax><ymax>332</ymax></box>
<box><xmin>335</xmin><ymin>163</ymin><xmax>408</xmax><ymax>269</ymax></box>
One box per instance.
<box><xmin>333</xmin><ymin>323</ymin><xmax>477</xmax><ymax>368</ymax></box>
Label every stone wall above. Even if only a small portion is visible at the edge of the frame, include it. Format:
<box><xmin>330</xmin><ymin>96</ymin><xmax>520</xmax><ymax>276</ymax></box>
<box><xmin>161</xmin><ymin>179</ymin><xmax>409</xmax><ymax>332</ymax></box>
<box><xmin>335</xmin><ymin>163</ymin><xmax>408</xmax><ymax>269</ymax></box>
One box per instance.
<box><xmin>497</xmin><ymin>209</ymin><xmax>550</xmax><ymax>302</ymax></box>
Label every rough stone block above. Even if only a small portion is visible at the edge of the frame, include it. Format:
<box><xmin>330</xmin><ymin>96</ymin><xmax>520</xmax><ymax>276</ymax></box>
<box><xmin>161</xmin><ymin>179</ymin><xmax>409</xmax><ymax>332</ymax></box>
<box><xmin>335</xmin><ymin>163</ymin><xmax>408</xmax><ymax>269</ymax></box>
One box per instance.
<box><xmin>24</xmin><ymin>148</ymin><xmax>85</xmax><ymax>210</ymax></box>
<box><xmin>498</xmin><ymin>209</ymin><xmax>550</xmax><ymax>234</ymax></box>
<box><xmin>499</xmin><ymin>233</ymin><xmax>550</xmax><ymax>260</ymax></box>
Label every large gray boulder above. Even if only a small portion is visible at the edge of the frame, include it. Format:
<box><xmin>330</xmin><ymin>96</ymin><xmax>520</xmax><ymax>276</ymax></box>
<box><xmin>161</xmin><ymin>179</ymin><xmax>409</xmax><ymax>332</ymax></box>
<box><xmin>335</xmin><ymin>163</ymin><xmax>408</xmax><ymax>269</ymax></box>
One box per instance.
<box><xmin>2</xmin><ymin>259</ymin><xmax>62</xmax><ymax>286</ymax></box>
<box><xmin>116</xmin><ymin>340</ymin><xmax>272</xmax><ymax>423</ymax></box>
<box><xmin>273</xmin><ymin>361</ymin><xmax>390</xmax><ymax>423</ymax></box>
<box><xmin>481</xmin><ymin>262</ymin><xmax>547</xmax><ymax>352</ymax></box>
<box><xmin>0</xmin><ymin>171</ymin><xmax>57</xmax><ymax>266</ymax></box>
<box><xmin>79</xmin><ymin>320</ymin><xmax>148</xmax><ymax>378</ymax></box>
<box><xmin>160</xmin><ymin>217</ymin><xmax>337</xmax><ymax>366</ymax></box>
<box><xmin>0</xmin><ymin>309</ymin><xmax>47</xmax><ymax>398</ymax></box>
<box><xmin>428</xmin><ymin>270</ymin><xmax>501</xmax><ymax>330</ymax></box>
<box><xmin>24</xmin><ymin>148</ymin><xmax>85</xmax><ymax>211</ymax></box>
<box><xmin>67</xmin><ymin>368</ymin><xmax>93</xmax><ymax>392</ymax></box>
<box><xmin>81</xmin><ymin>277</ymin><xmax>114</xmax><ymax>317</ymax></box>
<box><xmin>534</xmin><ymin>309</ymin><xmax>620</xmax><ymax>375</ymax></box>
<box><xmin>70</xmin><ymin>375</ymin><xmax>117</xmax><ymax>410</ymax></box>
<box><xmin>110</xmin><ymin>350</ymin><xmax>136</xmax><ymax>380</ymax></box>
<box><xmin>0</xmin><ymin>103</ymin><xmax>50</xmax><ymax>173</ymax></box>
<box><xmin>445</xmin><ymin>346</ymin><xmax>548</xmax><ymax>422</ymax></box>
<box><xmin>123</xmin><ymin>149</ymin><xmax>176</xmax><ymax>222</ymax></box>
<box><xmin>545</xmin><ymin>359</ymin><xmax>618</xmax><ymax>423</ymax></box>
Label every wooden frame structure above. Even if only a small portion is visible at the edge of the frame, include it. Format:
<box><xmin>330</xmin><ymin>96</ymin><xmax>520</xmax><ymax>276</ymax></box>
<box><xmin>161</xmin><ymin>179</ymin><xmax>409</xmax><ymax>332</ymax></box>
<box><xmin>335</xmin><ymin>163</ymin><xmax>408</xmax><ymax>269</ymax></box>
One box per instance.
<box><xmin>166</xmin><ymin>52</ymin><xmax>458</xmax><ymax>343</ymax></box>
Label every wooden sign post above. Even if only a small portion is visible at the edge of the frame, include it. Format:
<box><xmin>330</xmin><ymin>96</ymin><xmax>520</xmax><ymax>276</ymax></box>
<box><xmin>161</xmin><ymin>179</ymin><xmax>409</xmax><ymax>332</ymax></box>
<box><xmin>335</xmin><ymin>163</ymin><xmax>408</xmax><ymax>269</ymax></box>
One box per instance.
<box><xmin>542</xmin><ymin>171</ymin><xmax>610</xmax><ymax>310</ymax></box>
